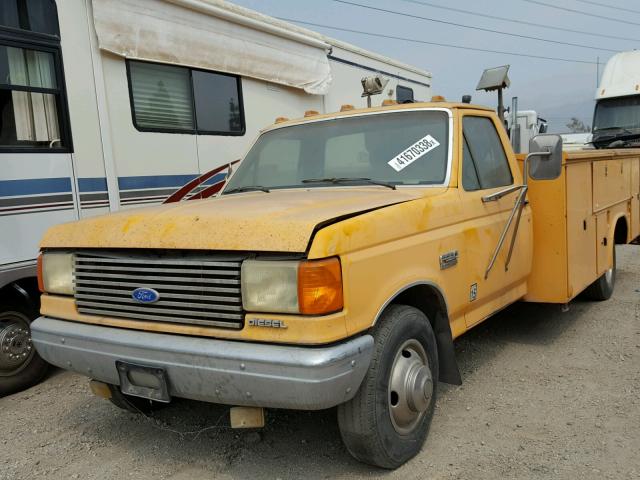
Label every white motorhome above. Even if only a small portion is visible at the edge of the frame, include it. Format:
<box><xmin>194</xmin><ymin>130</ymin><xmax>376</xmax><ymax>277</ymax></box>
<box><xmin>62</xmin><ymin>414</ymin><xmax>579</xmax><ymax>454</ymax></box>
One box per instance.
<box><xmin>592</xmin><ymin>50</ymin><xmax>640</xmax><ymax>149</ymax></box>
<box><xmin>0</xmin><ymin>0</ymin><xmax>432</xmax><ymax>394</ymax></box>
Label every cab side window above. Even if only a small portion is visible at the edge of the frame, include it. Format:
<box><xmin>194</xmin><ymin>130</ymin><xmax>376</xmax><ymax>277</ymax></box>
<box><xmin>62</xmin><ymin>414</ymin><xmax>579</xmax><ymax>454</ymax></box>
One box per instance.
<box><xmin>462</xmin><ymin>116</ymin><xmax>512</xmax><ymax>191</ymax></box>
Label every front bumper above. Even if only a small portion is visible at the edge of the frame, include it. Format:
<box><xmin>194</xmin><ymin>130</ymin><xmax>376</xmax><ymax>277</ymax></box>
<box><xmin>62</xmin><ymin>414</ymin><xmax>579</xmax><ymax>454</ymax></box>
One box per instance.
<box><xmin>31</xmin><ymin>317</ymin><xmax>374</xmax><ymax>410</ymax></box>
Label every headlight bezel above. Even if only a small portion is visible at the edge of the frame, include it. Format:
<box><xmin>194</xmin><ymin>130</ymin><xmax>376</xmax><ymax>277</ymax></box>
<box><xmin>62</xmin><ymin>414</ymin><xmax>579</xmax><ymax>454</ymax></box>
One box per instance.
<box><xmin>241</xmin><ymin>260</ymin><xmax>300</xmax><ymax>313</ymax></box>
<box><xmin>241</xmin><ymin>257</ymin><xmax>343</xmax><ymax>316</ymax></box>
<box><xmin>38</xmin><ymin>251</ymin><xmax>75</xmax><ymax>296</ymax></box>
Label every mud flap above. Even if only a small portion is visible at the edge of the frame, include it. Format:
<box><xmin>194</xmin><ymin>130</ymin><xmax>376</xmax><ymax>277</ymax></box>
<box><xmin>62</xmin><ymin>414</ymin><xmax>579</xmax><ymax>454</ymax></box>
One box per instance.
<box><xmin>433</xmin><ymin>311</ymin><xmax>462</xmax><ymax>385</ymax></box>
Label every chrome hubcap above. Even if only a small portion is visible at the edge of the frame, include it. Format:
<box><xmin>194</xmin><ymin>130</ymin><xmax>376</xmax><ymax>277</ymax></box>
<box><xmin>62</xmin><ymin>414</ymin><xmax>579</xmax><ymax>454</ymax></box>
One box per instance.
<box><xmin>388</xmin><ymin>339</ymin><xmax>433</xmax><ymax>435</ymax></box>
<box><xmin>0</xmin><ymin>313</ymin><xmax>34</xmax><ymax>376</ymax></box>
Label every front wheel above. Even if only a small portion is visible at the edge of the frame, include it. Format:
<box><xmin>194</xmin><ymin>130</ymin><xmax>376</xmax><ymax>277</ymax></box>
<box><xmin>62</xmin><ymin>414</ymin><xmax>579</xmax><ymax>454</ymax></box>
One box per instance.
<box><xmin>337</xmin><ymin>304</ymin><xmax>439</xmax><ymax>469</ymax></box>
<box><xmin>0</xmin><ymin>305</ymin><xmax>49</xmax><ymax>396</ymax></box>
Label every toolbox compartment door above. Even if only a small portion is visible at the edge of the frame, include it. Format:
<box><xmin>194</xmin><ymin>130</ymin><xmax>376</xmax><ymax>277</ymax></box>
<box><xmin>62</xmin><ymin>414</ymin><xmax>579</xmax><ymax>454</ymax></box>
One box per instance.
<box><xmin>566</xmin><ymin>162</ymin><xmax>597</xmax><ymax>298</ymax></box>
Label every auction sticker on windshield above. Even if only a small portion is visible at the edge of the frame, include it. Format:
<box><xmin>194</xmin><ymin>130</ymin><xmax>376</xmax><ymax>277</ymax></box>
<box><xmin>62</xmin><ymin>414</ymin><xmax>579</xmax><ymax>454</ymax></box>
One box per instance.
<box><xmin>388</xmin><ymin>134</ymin><xmax>440</xmax><ymax>172</ymax></box>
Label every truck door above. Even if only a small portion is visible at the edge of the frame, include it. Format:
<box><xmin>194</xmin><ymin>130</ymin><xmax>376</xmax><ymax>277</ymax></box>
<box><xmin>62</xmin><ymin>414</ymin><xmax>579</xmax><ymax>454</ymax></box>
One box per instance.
<box><xmin>458</xmin><ymin>114</ymin><xmax>532</xmax><ymax>328</ymax></box>
<box><xmin>0</xmin><ymin>2</ymin><xmax>77</xmax><ymax>266</ymax></box>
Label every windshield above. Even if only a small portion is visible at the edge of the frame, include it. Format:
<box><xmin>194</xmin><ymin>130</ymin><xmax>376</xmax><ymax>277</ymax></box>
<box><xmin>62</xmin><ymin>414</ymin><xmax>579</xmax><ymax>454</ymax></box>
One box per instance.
<box><xmin>593</xmin><ymin>96</ymin><xmax>640</xmax><ymax>132</ymax></box>
<box><xmin>223</xmin><ymin>110</ymin><xmax>450</xmax><ymax>192</ymax></box>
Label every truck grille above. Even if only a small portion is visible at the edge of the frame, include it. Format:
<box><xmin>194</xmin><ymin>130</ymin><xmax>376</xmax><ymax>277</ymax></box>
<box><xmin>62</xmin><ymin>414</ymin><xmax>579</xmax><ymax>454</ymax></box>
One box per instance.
<box><xmin>74</xmin><ymin>252</ymin><xmax>244</xmax><ymax>329</ymax></box>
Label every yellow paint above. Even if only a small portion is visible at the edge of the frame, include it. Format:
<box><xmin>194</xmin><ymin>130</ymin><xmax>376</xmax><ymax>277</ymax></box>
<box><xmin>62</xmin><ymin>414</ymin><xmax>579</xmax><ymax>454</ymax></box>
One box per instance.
<box><xmin>522</xmin><ymin>150</ymin><xmax>640</xmax><ymax>303</ymax></box>
<box><xmin>40</xmin><ymin>188</ymin><xmax>423</xmax><ymax>253</ymax></box>
<box><xmin>39</xmin><ymin>103</ymin><xmax>640</xmax><ymax>345</ymax></box>
<box><xmin>41</xmin><ymin>294</ymin><xmax>349</xmax><ymax>345</ymax></box>
<box><xmin>566</xmin><ymin>161</ymin><xmax>596</xmax><ymax>297</ymax></box>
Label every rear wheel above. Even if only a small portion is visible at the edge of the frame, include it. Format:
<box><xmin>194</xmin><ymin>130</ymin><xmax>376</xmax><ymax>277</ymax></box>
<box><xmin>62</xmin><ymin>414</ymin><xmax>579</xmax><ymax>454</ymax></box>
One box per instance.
<box><xmin>337</xmin><ymin>304</ymin><xmax>438</xmax><ymax>469</ymax></box>
<box><xmin>0</xmin><ymin>305</ymin><xmax>48</xmax><ymax>396</ymax></box>
<box><xmin>586</xmin><ymin>246</ymin><xmax>616</xmax><ymax>301</ymax></box>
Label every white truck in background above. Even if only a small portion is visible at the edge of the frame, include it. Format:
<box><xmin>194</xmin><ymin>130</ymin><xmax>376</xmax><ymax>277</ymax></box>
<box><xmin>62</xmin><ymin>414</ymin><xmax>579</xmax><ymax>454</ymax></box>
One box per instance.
<box><xmin>505</xmin><ymin>109</ymin><xmax>548</xmax><ymax>153</ymax></box>
<box><xmin>529</xmin><ymin>50</ymin><xmax>640</xmax><ymax>152</ymax></box>
<box><xmin>0</xmin><ymin>0</ymin><xmax>432</xmax><ymax>395</ymax></box>
<box><xmin>591</xmin><ymin>50</ymin><xmax>640</xmax><ymax>149</ymax></box>
<box><xmin>560</xmin><ymin>133</ymin><xmax>593</xmax><ymax>151</ymax></box>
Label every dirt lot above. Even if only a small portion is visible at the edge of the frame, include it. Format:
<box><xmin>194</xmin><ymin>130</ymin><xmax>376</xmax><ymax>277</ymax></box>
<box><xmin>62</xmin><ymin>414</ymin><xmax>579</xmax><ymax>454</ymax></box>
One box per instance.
<box><xmin>1</xmin><ymin>245</ymin><xmax>638</xmax><ymax>480</ymax></box>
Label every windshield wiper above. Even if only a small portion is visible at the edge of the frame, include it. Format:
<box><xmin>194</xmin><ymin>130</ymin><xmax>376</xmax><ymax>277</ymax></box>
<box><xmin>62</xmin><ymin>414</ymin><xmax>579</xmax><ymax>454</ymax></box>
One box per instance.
<box><xmin>301</xmin><ymin>177</ymin><xmax>396</xmax><ymax>190</ymax></box>
<box><xmin>593</xmin><ymin>127</ymin><xmax>635</xmax><ymax>139</ymax></box>
<box><xmin>224</xmin><ymin>185</ymin><xmax>270</xmax><ymax>195</ymax></box>
<box><xmin>593</xmin><ymin>126</ymin><xmax>634</xmax><ymax>133</ymax></box>
<box><xmin>592</xmin><ymin>127</ymin><xmax>640</xmax><ymax>147</ymax></box>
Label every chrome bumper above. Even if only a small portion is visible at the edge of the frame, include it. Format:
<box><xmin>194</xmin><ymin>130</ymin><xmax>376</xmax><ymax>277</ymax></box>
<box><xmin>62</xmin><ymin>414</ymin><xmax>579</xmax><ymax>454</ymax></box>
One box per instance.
<box><xmin>31</xmin><ymin>317</ymin><xmax>374</xmax><ymax>410</ymax></box>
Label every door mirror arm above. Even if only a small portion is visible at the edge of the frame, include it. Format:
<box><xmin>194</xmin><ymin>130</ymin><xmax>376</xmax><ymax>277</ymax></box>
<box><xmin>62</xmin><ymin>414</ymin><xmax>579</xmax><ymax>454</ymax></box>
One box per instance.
<box><xmin>481</xmin><ymin>184</ymin><xmax>523</xmax><ymax>203</ymax></box>
<box><xmin>484</xmin><ymin>147</ymin><xmax>556</xmax><ymax>278</ymax></box>
<box><xmin>485</xmin><ymin>135</ymin><xmax>563</xmax><ymax>279</ymax></box>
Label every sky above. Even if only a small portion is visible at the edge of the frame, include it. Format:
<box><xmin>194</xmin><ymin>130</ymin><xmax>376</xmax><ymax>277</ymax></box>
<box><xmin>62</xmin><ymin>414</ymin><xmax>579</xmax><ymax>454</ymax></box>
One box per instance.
<box><xmin>230</xmin><ymin>0</ymin><xmax>639</xmax><ymax>133</ymax></box>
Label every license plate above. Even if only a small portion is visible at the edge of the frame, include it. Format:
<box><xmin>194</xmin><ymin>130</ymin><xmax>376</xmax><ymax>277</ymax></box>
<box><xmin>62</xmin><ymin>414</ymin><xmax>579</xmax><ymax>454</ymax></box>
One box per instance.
<box><xmin>115</xmin><ymin>361</ymin><xmax>171</xmax><ymax>403</ymax></box>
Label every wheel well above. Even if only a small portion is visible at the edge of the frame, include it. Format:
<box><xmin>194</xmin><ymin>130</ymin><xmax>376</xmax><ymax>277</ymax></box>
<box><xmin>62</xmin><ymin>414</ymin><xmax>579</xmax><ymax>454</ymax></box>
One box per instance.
<box><xmin>393</xmin><ymin>284</ymin><xmax>447</xmax><ymax>325</ymax></box>
<box><xmin>614</xmin><ymin>216</ymin><xmax>628</xmax><ymax>244</ymax></box>
<box><xmin>389</xmin><ymin>284</ymin><xmax>461</xmax><ymax>385</ymax></box>
<box><xmin>0</xmin><ymin>278</ymin><xmax>40</xmax><ymax>313</ymax></box>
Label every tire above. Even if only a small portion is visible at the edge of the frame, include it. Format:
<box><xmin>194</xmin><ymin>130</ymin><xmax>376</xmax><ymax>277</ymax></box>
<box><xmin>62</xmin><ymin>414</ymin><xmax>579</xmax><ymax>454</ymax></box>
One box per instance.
<box><xmin>586</xmin><ymin>246</ymin><xmax>616</xmax><ymax>301</ymax></box>
<box><xmin>337</xmin><ymin>304</ymin><xmax>439</xmax><ymax>469</ymax></box>
<box><xmin>0</xmin><ymin>303</ymin><xmax>49</xmax><ymax>397</ymax></box>
<box><xmin>107</xmin><ymin>383</ymin><xmax>164</xmax><ymax>414</ymax></box>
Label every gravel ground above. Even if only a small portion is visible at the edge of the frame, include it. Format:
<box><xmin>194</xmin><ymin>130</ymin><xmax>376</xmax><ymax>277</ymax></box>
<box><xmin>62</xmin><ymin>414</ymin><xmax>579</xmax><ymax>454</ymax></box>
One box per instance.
<box><xmin>1</xmin><ymin>245</ymin><xmax>638</xmax><ymax>480</ymax></box>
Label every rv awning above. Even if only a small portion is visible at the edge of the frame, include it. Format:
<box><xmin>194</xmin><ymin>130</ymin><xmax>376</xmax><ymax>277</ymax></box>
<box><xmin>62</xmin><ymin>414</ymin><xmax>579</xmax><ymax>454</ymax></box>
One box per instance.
<box><xmin>92</xmin><ymin>0</ymin><xmax>333</xmax><ymax>94</ymax></box>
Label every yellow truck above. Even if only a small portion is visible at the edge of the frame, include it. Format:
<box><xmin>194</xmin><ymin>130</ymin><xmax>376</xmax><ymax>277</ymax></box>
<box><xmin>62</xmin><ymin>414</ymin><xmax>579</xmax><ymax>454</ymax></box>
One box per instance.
<box><xmin>31</xmin><ymin>102</ymin><xmax>639</xmax><ymax>468</ymax></box>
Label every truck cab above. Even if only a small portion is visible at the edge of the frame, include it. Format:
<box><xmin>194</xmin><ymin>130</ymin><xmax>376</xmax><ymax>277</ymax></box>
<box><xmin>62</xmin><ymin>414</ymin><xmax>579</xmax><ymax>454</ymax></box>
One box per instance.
<box><xmin>592</xmin><ymin>50</ymin><xmax>640</xmax><ymax>149</ymax></box>
<box><xmin>31</xmin><ymin>101</ymin><xmax>639</xmax><ymax>468</ymax></box>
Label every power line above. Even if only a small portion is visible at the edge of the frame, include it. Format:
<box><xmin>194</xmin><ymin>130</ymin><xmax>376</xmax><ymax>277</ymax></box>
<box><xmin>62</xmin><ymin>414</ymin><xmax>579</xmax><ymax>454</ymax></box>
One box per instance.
<box><xmin>522</xmin><ymin>0</ymin><xmax>640</xmax><ymax>26</ymax></box>
<box><xmin>331</xmin><ymin>0</ymin><xmax>621</xmax><ymax>52</ymax></box>
<box><xmin>572</xmin><ymin>0</ymin><xmax>640</xmax><ymax>15</ymax></box>
<box><xmin>399</xmin><ymin>0</ymin><xmax>640</xmax><ymax>43</ymax></box>
<box><xmin>278</xmin><ymin>17</ymin><xmax>599</xmax><ymax>64</ymax></box>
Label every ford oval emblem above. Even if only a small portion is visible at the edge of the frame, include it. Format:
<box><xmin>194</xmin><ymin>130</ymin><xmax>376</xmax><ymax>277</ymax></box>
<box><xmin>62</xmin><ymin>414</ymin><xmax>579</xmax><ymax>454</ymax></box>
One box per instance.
<box><xmin>132</xmin><ymin>287</ymin><xmax>160</xmax><ymax>304</ymax></box>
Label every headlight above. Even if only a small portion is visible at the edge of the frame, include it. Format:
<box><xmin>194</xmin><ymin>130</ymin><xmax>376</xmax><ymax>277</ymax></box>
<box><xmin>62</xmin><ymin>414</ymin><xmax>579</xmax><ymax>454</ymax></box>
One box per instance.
<box><xmin>241</xmin><ymin>258</ymin><xmax>343</xmax><ymax>315</ymax></box>
<box><xmin>38</xmin><ymin>252</ymin><xmax>74</xmax><ymax>295</ymax></box>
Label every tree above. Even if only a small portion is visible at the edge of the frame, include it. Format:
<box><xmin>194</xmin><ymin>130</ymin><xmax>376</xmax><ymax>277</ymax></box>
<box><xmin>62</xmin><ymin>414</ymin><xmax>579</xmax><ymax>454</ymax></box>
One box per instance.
<box><xmin>566</xmin><ymin>117</ymin><xmax>591</xmax><ymax>133</ymax></box>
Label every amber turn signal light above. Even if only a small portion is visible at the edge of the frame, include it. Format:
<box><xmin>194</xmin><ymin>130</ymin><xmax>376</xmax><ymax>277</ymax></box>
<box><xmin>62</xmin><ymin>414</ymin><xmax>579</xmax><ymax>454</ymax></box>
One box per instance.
<box><xmin>37</xmin><ymin>253</ymin><xmax>44</xmax><ymax>292</ymax></box>
<box><xmin>298</xmin><ymin>258</ymin><xmax>343</xmax><ymax>315</ymax></box>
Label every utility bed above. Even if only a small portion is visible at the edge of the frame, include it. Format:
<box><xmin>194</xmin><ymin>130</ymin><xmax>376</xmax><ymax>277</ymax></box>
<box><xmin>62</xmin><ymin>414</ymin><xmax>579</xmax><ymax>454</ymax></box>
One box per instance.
<box><xmin>522</xmin><ymin>149</ymin><xmax>640</xmax><ymax>302</ymax></box>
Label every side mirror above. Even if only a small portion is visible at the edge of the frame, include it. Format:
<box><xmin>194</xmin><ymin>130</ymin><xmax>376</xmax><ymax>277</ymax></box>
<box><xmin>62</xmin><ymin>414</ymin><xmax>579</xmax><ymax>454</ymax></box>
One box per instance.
<box><xmin>528</xmin><ymin>134</ymin><xmax>563</xmax><ymax>181</ymax></box>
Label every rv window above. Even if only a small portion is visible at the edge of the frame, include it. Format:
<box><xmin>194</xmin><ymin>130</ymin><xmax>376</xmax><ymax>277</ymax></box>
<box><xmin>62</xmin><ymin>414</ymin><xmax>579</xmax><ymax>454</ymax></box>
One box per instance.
<box><xmin>0</xmin><ymin>44</ymin><xmax>67</xmax><ymax>150</ymax></box>
<box><xmin>128</xmin><ymin>60</ymin><xmax>245</xmax><ymax>135</ymax></box>
<box><xmin>192</xmin><ymin>70</ymin><xmax>243</xmax><ymax>134</ymax></box>
<box><xmin>129</xmin><ymin>61</ymin><xmax>195</xmax><ymax>131</ymax></box>
<box><xmin>397</xmin><ymin>85</ymin><xmax>414</xmax><ymax>103</ymax></box>
<box><xmin>0</xmin><ymin>0</ymin><xmax>59</xmax><ymax>36</ymax></box>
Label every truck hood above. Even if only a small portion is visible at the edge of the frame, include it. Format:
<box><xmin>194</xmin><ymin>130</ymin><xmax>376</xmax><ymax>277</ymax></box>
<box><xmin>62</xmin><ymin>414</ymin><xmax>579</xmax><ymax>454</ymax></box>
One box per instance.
<box><xmin>41</xmin><ymin>188</ymin><xmax>435</xmax><ymax>253</ymax></box>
